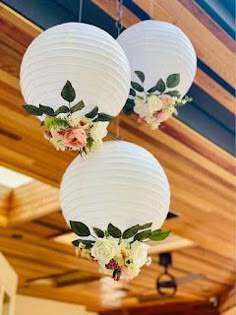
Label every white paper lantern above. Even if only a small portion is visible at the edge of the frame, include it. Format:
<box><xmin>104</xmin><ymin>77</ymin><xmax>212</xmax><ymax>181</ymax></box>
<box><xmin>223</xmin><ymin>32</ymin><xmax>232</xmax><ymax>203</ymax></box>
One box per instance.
<box><xmin>117</xmin><ymin>20</ymin><xmax>197</xmax><ymax>97</ymax></box>
<box><xmin>20</xmin><ymin>22</ymin><xmax>131</xmax><ymax>117</ymax></box>
<box><xmin>60</xmin><ymin>141</ymin><xmax>170</xmax><ymax>232</ymax></box>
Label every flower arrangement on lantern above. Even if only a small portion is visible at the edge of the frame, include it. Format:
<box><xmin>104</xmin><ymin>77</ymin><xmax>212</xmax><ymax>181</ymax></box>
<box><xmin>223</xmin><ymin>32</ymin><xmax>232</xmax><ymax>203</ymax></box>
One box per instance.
<box><xmin>123</xmin><ymin>71</ymin><xmax>192</xmax><ymax>129</ymax></box>
<box><xmin>23</xmin><ymin>81</ymin><xmax>113</xmax><ymax>154</ymax></box>
<box><xmin>70</xmin><ymin>221</ymin><xmax>170</xmax><ymax>281</ymax></box>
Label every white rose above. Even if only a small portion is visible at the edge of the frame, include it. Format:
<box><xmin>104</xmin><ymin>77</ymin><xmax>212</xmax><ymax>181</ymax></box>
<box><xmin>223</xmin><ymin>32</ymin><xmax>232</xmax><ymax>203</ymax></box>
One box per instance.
<box><xmin>131</xmin><ymin>241</ymin><xmax>150</xmax><ymax>267</ymax></box>
<box><xmin>133</xmin><ymin>96</ymin><xmax>146</xmax><ymax>117</ymax></box>
<box><xmin>91</xmin><ymin>238</ymin><xmax>119</xmax><ymax>264</ymax></box>
<box><xmin>127</xmin><ymin>264</ymin><xmax>140</xmax><ymax>279</ymax></box>
<box><xmin>90</xmin><ymin>122</ymin><xmax>108</xmax><ymax>141</ymax></box>
<box><xmin>147</xmin><ymin>95</ymin><xmax>163</xmax><ymax>113</ymax></box>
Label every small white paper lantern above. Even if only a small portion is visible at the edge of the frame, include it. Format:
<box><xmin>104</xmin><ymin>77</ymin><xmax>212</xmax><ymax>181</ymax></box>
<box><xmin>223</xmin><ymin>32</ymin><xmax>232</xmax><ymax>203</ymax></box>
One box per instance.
<box><xmin>20</xmin><ymin>22</ymin><xmax>131</xmax><ymax>117</ymax></box>
<box><xmin>117</xmin><ymin>20</ymin><xmax>197</xmax><ymax>97</ymax></box>
<box><xmin>60</xmin><ymin>141</ymin><xmax>170</xmax><ymax>232</ymax></box>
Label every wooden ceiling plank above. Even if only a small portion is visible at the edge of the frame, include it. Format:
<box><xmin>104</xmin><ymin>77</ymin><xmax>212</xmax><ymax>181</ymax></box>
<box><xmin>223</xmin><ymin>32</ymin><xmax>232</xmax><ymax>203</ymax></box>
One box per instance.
<box><xmin>8</xmin><ymin>181</ymin><xmax>60</xmax><ymax>226</ymax></box>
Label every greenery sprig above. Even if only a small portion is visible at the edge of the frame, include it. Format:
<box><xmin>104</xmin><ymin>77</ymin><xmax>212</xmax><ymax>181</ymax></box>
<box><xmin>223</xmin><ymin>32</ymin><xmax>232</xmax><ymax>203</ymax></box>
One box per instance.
<box><xmin>23</xmin><ymin>80</ymin><xmax>114</xmax><ymax>123</ymax></box>
<box><xmin>123</xmin><ymin>71</ymin><xmax>192</xmax><ymax>115</ymax></box>
<box><xmin>70</xmin><ymin>220</ymin><xmax>170</xmax><ymax>249</ymax></box>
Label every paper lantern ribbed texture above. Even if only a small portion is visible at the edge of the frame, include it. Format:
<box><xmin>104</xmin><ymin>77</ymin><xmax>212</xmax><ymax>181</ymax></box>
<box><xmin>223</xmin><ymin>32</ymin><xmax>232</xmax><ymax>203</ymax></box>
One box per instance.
<box><xmin>117</xmin><ymin>20</ymin><xmax>197</xmax><ymax>97</ymax></box>
<box><xmin>20</xmin><ymin>22</ymin><xmax>131</xmax><ymax>117</ymax></box>
<box><xmin>60</xmin><ymin>141</ymin><xmax>170</xmax><ymax>232</ymax></box>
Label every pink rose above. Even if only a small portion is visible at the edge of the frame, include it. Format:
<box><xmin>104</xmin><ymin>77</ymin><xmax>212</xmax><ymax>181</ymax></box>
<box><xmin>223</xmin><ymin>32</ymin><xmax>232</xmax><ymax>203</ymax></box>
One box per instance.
<box><xmin>153</xmin><ymin>109</ymin><xmax>172</xmax><ymax>122</ymax></box>
<box><xmin>58</xmin><ymin>128</ymin><xmax>87</xmax><ymax>150</ymax></box>
<box><xmin>160</xmin><ymin>94</ymin><xmax>173</xmax><ymax>107</ymax></box>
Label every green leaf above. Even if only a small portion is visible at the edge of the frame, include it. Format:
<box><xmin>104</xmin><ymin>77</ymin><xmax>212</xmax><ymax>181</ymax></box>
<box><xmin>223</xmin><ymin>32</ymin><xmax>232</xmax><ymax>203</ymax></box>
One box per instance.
<box><xmin>123</xmin><ymin>99</ymin><xmax>135</xmax><ymax>115</ymax></box>
<box><xmin>44</xmin><ymin>117</ymin><xmax>69</xmax><ymax>129</ymax></box>
<box><xmin>61</xmin><ymin>80</ymin><xmax>76</xmax><ymax>102</ymax></box>
<box><xmin>149</xmin><ymin>229</ymin><xmax>170</xmax><ymax>241</ymax></box>
<box><xmin>134</xmin><ymin>229</ymin><xmax>151</xmax><ymax>241</ymax></box>
<box><xmin>54</xmin><ymin>105</ymin><xmax>70</xmax><ymax>116</ymax></box>
<box><xmin>139</xmin><ymin>222</ymin><xmax>153</xmax><ymax>230</ymax></box>
<box><xmin>85</xmin><ymin>106</ymin><xmax>99</xmax><ymax>119</ymax></box>
<box><xmin>23</xmin><ymin>105</ymin><xmax>43</xmax><ymax>116</ymax></box>
<box><xmin>165</xmin><ymin>90</ymin><xmax>181</xmax><ymax>98</ymax></box>
<box><xmin>166</xmin><ymin>74</ymin><xmax>180</xmax><ymax>88</ymax></box>
<box><xmin>94</xmin><ymin>113</ymin><xmax>114</xmax><ymax>122</ymax></box>
<box><xmin>93</xmin><ymin>227</ymin><xmax>104</xmax><ymax>238</ymax></box>
<box><xmin>71</xmin><ymin>239</ymin><xmax>95</xmax><ymax>249</ymax></box>
<box><xmin>131</xmin><ymin>81</ymin><xmax>144</xmax><ymax>92</ymax></box>
<box><xmin>156</xmin><ymin>79</ymin><xmax>166</xmax><ymax>93</ymax></box>
<box><xmin>39</xmin><ymin>104</ymin><xmax>55</xmax><ymax>116</ymax></box>
<box><xmin>87</xmin><ymin>137</ymin><xmax>94</xmax><ymax>149</ymax></box>
<box><xmin>123</xmin><ymin>224</ymin><xmax>140</xmax><ymax>239</ymax></box>
<box><xmin>147</xmin><ymin>86</ymin><xmax>157</xmax><ymax>93</ymax></box>
<box><xmin>81</xmin><ymin>240</ymin><xmax>95</xmax><ymax>249</ymax></box>
<box><xmin>72</xmin><ymin>239</ymin><xmax>80</xmax><ymax>247</ymax></box>
<box><xmin>71</xmin><ymin>100</ymin><xmax>85</xmax><ymax>113</ymax></box>
<box><xmin>108</xmin><ymin>223</ymin><xmax>122</xmax><ymax>238</ymax></box>
<box><xmin>70</xmin><ymin>221</ymin><xmax>90</xmax><ymax>237</ymax></box>
<box><xmin>135</xmin><ymin>71</ymin><xmax>145</xmax><ymax>83</ymax></box>
<box><xmin>129</xmin><ymin>88</ymin><xmax>136</xmax><ymax>97</ymax></box>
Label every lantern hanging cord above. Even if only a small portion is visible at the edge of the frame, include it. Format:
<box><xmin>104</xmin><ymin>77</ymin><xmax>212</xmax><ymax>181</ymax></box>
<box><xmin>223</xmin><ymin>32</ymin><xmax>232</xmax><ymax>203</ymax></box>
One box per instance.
<box><xmin>115</xmin><ymin>0</ymin><xmax>123</xmax><ymax>37</ymax></box>
<box><xmin>78</xmin><ymin>0</ymin><xmax>83</xmax><ymax>23</ymax></box>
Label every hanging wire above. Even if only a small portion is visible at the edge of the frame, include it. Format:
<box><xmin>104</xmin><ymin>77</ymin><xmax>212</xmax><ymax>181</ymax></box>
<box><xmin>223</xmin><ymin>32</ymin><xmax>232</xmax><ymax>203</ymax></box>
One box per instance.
<box><xmin>115</xmin><ymin>0</ymin><xmax>124</xmax><ymax>37</ymax></box>
<box><xmin>115</xmin><ymin>0</ymin><xmax>124</xmax><ymax>138</ymax></box>
<box><xmin>78</xmin><ymin>0</ymin><xmax>83</xmax><ymax>23</ymax></box>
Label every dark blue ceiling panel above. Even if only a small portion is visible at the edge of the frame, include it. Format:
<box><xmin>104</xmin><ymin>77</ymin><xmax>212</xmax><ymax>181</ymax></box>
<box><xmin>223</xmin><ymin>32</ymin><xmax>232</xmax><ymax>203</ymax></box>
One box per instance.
<box><xmin>194</xmin><ymin>0</ymin><xmax>235</xmax><ymax>39</ymax></box>
<box><xmin>2</xmin><ymin>0</ymin><xmax>235</xmax><ymax>156</ymax></box>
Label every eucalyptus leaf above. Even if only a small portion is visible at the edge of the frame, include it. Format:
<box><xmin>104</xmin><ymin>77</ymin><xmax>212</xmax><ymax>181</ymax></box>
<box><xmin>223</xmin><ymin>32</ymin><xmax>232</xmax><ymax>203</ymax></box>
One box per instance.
<box><xmin>139</xmin><ymin>222</ymin><xmax>153</xmax><ymax>230</ymax></box>
<box><xmin>156</xmin><ymin>79</ymin><xmax>166</xmax><ymax>93</ymax></box>
<box><xmin>39</xmin><ymin>104</ymin><xmax>55</xmax><ymax>116</ymax></box>
<box><xmin>93</xmin><ymin>227</ymin><xmax>104</xmax><ymax>238</ymax></box>
<box><xmin>134</xmin><ymin>229</ymin><xmax>151</xmax><ymax>241</ymax></box>
<box><xmin>135</xmin><ymin>71</ymin><xmax>145</xmax><ymax>83</ymax></box>
<box><xmin>71</xmin><ymin>100</ymin><xmax>85</xmax><ymax>113</ymax></box>
<box><xmin>131</xmin><ymin>81</ymin><xmax>144</xmax><ymax>92</ymax></box>
<box><xmin>94</xmin><ymin>113</ymin><xmax>114</xmax><ymax>122</ymax></box>
<box><xmin>70</xmin><ymin>221</ymin><xmax>90</xmax><ymax>237</ymax></box>
<box><xmin>123</xmin><ymin>99</ymin><xmax>135</xmax><ymax>115</ymax></box>
<box><xmin>85</xmin><ymin>106</ymin><xmax>99</xmax><ymax>118</ymax></box>
<box><xmin>149</xmin><ymin>229</ymin><xmax>170</xmax><ymax>241</ymax></box>
<box><xmin>108</xmin><ymin>223</ymin><xmax>122</xmax><ymax>238</ymax></box>
<box><xmin>61</xmin><ymin>80</ymin><xmax>76</xmax><ymax>102</ymax></box>
<box><xmin>166</xmin><ymin>90</ymin><xmax>181</xmax><ymax>97</ymax></box>
<box><xmin>166</xmin><ymin>74</ymin><xmax>180</xmax><ymax>88</ymax></box>
<box><xmin>23</xmin><ymin>105</ymin><xmax>43</xmax><ymax>116</ymax></box>
<box><xmin>54</xmin><ymin>105</ymin><xmax>70</xmax><ymax>116</ymax></box>
<box><xmin>129</xmin><ymin>88</ymin><xmax>136</xmax><ymax>97</ymax></box>
<box><xmin>123</xmin><ymin>224</ymin><xmax>140</xmax><ymax>239</ymax></box>
<box><xmin>147</xmin><ymin>86</ymin><xmax>157</xmax><ymax>93</ymax></box>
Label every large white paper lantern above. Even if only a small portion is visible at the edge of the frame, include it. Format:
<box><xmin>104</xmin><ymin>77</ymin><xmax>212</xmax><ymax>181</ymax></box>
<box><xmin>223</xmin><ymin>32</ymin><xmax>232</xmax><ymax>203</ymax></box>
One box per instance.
<box><xmin>60</xmin><ymin>141</ymin><xmax>170</xmax><ymax>232</ymax></box>
<box><xmin>117</xmin><ymin>20</ymin><xmax>197</xmax><ymax>97</ymax></box>
<box><xmin>20</xmin><ymin>22</ymin><xmax>131</xmax><ymax>117</ymax></box>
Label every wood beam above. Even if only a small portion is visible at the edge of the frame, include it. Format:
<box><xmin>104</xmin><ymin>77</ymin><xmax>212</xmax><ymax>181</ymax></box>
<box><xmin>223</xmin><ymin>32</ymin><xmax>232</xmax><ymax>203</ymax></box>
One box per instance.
<box><xmin>8</xmin><ymin>181</ymin><xmax>60</xmax><ymax>226</ymax></box>
<box><xmin>0</xmin><ymin>185</ymin><xmax>11</xmax><ymax>227</ymax></box>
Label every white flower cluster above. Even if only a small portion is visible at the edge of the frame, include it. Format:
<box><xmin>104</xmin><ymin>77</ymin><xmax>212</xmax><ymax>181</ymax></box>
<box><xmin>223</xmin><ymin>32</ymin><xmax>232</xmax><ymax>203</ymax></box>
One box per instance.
<box><xmin>133</xmin><ymin>94</ymin><xmax>178</xmax><ymax>130</ymax></box>
<box><xmin>78</xmin><ymin>237</ymin><xmax>151</xmax><ymax>281</ymax></box>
